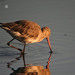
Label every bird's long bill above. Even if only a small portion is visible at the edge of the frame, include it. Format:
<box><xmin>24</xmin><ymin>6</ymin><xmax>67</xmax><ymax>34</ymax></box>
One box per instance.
<box><xmin>46</xmin><ymin>37</ymin><xmax>53</xmax><ymax>53</ymax></box>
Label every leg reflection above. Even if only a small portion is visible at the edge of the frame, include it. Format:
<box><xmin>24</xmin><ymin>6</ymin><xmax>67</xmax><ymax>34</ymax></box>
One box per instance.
<box><xmin>7</xmin><ymin>53</ymin><xmax>52</xmax><ymax>75</ymax></box>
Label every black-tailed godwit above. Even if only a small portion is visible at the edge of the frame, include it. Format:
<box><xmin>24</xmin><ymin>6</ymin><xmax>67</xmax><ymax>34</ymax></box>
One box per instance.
<box><xmin>0</xmin><ymin>20</ymin><xmax>52</xmax><ymax>53</ymax></box>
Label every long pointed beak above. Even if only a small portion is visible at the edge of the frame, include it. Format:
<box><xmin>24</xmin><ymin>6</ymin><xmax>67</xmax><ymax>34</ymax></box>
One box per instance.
<box><xmin>46</xmin><ymin>37</ymin><xmax>53</xmax><ymax>53</ymax></box>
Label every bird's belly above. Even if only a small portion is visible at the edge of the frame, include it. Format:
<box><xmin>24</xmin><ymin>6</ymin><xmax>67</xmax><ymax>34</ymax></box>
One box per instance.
<box><xmin>3</xmin><ymin>28</ymin><xmax>42</xmax><ymax>44</ymax></box>
<box><xmin>5</xmin><ymin>30</ymin><xmax>38</xmax><ymax>44</ymax></box>
<box><xmin>16</xmin><ymin>37</ymin><xmax>39</xmax><ymax>44</ymax></box>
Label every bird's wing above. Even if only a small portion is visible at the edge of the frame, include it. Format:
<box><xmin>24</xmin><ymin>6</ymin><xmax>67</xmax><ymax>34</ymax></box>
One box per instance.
<box><xmin>1</xmin><ymin>20</ymin><xmax>41</xmax><ymax>38</ymax></box>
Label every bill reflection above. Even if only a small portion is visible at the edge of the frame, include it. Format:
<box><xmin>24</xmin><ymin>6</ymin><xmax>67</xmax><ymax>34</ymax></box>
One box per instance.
<box><xmin>7</xmin><ymin>53</ymin><xmax>52</xmax><ymax>75</ymax></box>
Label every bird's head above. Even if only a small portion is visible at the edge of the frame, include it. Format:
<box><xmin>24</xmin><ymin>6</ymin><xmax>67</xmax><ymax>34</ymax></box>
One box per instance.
<box><xmin>42</xmin><ymin>27</ymin><xmax>52</xmax><ymax>53</ymax></box>
<box><xmin>41</xmin><ymin>27</ymin><xmax>51</xmax><ymax>38</ymax></box>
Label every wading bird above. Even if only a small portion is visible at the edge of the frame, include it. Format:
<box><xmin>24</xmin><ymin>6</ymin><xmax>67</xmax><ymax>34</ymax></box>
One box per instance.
<box><xmin>0</xmin><ymin>20</ymin><xmax>52</xmax><ymax>53</ymax></box>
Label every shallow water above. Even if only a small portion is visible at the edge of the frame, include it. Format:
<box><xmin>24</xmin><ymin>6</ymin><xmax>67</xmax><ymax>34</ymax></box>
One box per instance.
<box><xmin>0</xmin><ymin>0</ymin><xmax>75</xmax><ymax>75</ymax></box>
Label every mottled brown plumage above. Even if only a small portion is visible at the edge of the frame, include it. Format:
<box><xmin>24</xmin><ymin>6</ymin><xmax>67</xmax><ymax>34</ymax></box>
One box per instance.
<box><xmin>0</xmin><ymin>20</ymin><xmax>52</xmax><ymax>53</ymax></box>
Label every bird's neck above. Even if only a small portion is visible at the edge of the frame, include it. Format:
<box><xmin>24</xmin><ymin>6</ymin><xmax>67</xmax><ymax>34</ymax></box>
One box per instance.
<box><xmin>37</xmin><ymin>31</ymin><xmax>46</xmax><ymax>42</ymax></box>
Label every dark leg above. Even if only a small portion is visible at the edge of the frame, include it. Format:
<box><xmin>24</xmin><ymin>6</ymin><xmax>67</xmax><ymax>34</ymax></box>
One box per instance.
<box><xmin>22</xmin><ymin>53</ymin><xmax>26</xmax><ymax>67</ymax></box>
<box><xmin>21</xmin><ymin>43</ymin><xmax>26</xmax><ymax>54</ymax></box>
<box><xmin>7</xmin><ymin>38</ymin><xmax>22</xmax><ymax>52</ymax></box>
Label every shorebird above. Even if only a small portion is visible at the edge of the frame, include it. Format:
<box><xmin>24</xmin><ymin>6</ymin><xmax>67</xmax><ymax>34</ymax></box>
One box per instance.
<box><xmin>0</xmin><ymin>20</ymin><xmax>52</xmax><ymax>53</ymax></box>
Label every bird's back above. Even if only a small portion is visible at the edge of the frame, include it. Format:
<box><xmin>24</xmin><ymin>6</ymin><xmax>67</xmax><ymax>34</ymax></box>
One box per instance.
<box><xmin>1</xmin><ymin>20</ymin><xmax>41</xmax><ymax>38</ymax></box>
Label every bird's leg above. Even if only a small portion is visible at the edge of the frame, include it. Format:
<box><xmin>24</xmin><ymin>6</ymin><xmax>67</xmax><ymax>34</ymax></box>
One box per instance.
<box><xmin>7</xmin><ymin>38</ymin><xmax>22</xmax><ymax>52</ymax></box>
<box><xmin>21</xmin><ymin>43</ymin><xmax>26</xmax><ymax>54</ymax></box>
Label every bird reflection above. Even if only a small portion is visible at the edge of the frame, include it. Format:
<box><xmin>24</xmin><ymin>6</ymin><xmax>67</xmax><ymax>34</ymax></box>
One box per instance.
<box><xmin>7</xmin><ymin>53</ymin><xmax>52</xmax><ymax>75</ymax></box>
